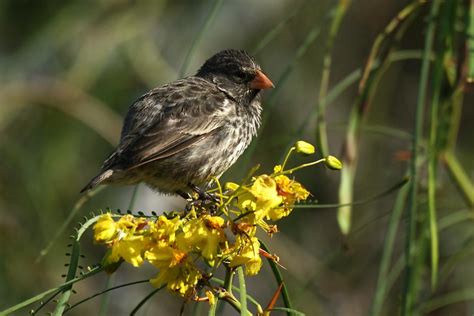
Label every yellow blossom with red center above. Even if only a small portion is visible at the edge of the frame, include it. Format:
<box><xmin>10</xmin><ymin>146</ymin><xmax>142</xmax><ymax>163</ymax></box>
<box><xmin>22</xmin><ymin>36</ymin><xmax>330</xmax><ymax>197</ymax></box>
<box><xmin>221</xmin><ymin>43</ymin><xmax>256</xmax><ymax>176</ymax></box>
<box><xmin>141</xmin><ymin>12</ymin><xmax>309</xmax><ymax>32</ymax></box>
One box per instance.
<box><xmin>145</xmin><ymin>241</ymin><xmax>187</xmax><ymax>269</ymax></box>
<box><xmin>264</xmin><ymin>174</ymin><xmax>310</xmax><ymax>221</ymax></box>
<box><xmin>150</xmin><ymin>215</ymin><xmax>181</xmax><ymax>243</ymax></box>
<box><xmin>91</xmin><ymin>140</ymin><xmax>342</xmax><ymax>299</ymax></box>
<box><xmin>235</xmin><ymin>175</ymin><xmax>283</xmax><ymax>223</ymax></box>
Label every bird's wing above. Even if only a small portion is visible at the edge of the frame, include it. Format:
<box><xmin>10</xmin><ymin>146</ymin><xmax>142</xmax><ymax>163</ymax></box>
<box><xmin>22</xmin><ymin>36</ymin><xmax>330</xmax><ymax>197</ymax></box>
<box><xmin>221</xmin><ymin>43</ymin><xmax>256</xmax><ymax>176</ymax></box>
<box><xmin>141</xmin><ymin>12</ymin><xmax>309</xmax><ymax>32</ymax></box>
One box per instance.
<box><xmin>104</xmin><ymin>77</ymin><xmax>232</xmax><ymax>170</ymax></box>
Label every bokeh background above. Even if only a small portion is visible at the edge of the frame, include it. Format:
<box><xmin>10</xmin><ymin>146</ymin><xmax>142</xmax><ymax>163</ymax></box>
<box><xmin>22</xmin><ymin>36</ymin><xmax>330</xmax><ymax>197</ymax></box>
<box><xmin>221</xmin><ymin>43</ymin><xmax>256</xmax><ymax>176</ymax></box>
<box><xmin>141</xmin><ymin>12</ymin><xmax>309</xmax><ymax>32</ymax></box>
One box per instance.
<box><xmin>1</xmin><ymin>0</ymin><xmax>473</xmax><ymax>315</ymax></box>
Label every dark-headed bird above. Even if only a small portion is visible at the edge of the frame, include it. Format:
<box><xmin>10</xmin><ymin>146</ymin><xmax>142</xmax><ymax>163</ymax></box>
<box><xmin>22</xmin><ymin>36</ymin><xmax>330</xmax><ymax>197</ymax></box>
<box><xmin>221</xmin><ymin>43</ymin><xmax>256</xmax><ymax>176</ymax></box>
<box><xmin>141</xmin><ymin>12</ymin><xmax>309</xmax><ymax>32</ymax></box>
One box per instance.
<box><xmin>81</xmin><ymin>49</ymin><xmax>273</xmax><ymax>197</ymax></box>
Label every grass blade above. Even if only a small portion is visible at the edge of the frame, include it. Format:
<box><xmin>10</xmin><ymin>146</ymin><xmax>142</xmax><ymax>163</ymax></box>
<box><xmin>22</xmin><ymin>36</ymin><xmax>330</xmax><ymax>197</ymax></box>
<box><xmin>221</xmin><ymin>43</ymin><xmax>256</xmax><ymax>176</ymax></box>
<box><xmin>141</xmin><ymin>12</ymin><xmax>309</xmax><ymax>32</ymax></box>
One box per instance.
<box><xmin>417</xmin><ymin>288</ymin><xmax>474</xmax><ymax>314</ymax></box>
<box><xmin>402</xmin><ymin>1</ymin><xmax>442</xmax><ymax>314</ymax></box>
<box><xmin>467</xmin><ymin>0</ymin><xmax>474</xmax><ymax>82</ymax></box>
<box><xmin>370</xmin><ymin>173</ymin><xmax>409</xmax><ymax>316</ymax></box>
<box><xmin>442</xmin><ymin>151</ymin><xmax>474</xmax><ymax>207</ymax></box>
<box><xmin>316</xmin><ymin>0</ymin><xmax>351</xmax><ymax>157</ymax></box>
<box><xmin>1</xmin><ymin>266</ymin><xmax>103</xmax><ymax>315</ymax></box>
<box><xmin>63</xmin><ymin>280</ymin><xmax>148</xmax><ymax>313</ymax></box>
<box><xmin>338</xmin><ymin>0</ymin><xmax>426</xmax><ymax>235</ymax></box>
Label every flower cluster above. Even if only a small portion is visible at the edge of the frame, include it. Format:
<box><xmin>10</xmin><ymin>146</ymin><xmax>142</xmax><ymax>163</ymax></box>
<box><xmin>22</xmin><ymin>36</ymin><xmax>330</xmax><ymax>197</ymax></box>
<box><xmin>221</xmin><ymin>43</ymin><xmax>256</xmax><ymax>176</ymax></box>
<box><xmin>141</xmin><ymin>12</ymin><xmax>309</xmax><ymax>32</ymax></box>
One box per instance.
<box><xmin>93</xmin><ymin>141</ymin><xmax>341</xmax><ymax>301</ymax></box>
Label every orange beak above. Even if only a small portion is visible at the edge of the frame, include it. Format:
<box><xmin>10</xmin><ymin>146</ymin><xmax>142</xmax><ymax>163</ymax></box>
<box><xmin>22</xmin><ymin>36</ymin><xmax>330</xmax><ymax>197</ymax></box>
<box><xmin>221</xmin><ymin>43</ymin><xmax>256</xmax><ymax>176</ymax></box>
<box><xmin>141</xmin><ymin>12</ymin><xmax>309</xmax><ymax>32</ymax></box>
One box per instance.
<box><xmin>249</xmin><ymin>70</ymin><xmax>274</xmax><ymax>90</ymax></box>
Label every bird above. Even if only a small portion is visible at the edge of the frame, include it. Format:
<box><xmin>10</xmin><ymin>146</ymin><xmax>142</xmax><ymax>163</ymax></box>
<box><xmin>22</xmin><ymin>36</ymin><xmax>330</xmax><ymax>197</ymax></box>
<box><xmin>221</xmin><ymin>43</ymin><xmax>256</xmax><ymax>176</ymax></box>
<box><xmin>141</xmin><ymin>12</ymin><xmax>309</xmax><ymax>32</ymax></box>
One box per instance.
<box><xmin>81</xmin><ymin>49</ymin><xmax>274</xmax><ymax>198</ymax></box>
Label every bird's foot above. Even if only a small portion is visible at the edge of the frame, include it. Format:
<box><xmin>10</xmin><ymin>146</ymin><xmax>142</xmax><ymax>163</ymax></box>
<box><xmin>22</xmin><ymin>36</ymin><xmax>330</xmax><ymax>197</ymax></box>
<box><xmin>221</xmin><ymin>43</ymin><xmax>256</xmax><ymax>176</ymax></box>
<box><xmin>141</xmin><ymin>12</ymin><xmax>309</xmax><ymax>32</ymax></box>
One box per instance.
<box><xmin>178</xmin><ymin>184</ymin><xmax>220</xmax><ymax>214</ymax></box>
<box><xmin>188</xmin><ymin>183</ymin><xmax>220</xmax><ymax>203</ymax></box>
<box><xmin>177</xmin><ymin>190</ymin><xmax>193</xmax><ymax>201</ymax></box>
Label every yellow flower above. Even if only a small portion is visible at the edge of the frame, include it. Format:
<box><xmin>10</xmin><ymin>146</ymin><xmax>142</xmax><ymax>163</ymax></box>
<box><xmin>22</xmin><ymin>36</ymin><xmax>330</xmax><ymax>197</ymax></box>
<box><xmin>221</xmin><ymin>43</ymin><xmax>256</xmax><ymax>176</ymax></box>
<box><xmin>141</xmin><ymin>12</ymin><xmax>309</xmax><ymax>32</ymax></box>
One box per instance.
<box><xmin>180</xmin><ymin>215</ymin><xmax>225</xmax><ymax>266</ymax></box>
<box><xmin>94</xmin><ymin>214</ymin><xmax>152</xmax><ymax>267</ymax></box>
<box><xmin>111</xmin><ymin>214</ymin><xmax>149</xmax><ymax>241</ymax></box>
<box><xmin>295</xmin><ymin>140</ymin><xmax>315</xmax><ymax>155</ymax></box>
<box><xmin>109</xmin><ymin>236</ymin><xmax>148</xmax><ymax>267</ymax></box>
<box><xmin>237</xmin><ymin>175</ymin><xmax>283</xmax><ymax>222</ymax></box>
<box><xmin>245</xmin><ymin>255</ymin><xmax>263</xmax><ymax>276</ymax></box>
<box><xmin>237</xmin><ymin>174</ymin><xmax>309</xmax><ymax>222</ymax></box>
<box><xmin>229</xmin><ymin>236</ymin><xmax>262</xmax><ymax>276</ymax></box>
<box><xmin>150</xmin><ymin>215</ymin><xmax>181</xmax><ymax>243</ymax></box>
<box><xmin>205</xmin><ymin>290</ymin><xmax>216</xmax><ymax>306</ymax></box>
<box><xmin>94</xmin><ymin>213</ymin><xmax>117</xmax><ymax>243</ymax></box>
<box><xmin>275</xmin><ymin>175</ymin><xmax>309</xmax><ymax>202</ymax></box>
<box><xmin>265</xmin><ymin>207</ymin><xmax>291</xmax><ymax>222</ymax></box>
<box><xmin>273</xmin><ymin>165</ymin><xmax>283</xmax><ymax>173</ymax></box>
<box><xmin>150</xmin><ymin>261</ymin><xmax>202</xmax><ymax>297</ymax></box>
<box><xmin>145</xmin><ymin>241</ymin><xmax>187</xmax><ymax>269</ymax></box>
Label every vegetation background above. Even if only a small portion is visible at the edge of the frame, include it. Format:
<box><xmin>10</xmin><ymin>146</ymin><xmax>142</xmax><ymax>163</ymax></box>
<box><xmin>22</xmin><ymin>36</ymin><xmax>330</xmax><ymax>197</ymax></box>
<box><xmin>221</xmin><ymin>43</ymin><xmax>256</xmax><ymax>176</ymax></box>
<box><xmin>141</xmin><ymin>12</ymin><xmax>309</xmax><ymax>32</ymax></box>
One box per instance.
<box><xmin>0</xmin><ymin>0</ymin><xmax>473</xmax><ymax>315</ymax></box>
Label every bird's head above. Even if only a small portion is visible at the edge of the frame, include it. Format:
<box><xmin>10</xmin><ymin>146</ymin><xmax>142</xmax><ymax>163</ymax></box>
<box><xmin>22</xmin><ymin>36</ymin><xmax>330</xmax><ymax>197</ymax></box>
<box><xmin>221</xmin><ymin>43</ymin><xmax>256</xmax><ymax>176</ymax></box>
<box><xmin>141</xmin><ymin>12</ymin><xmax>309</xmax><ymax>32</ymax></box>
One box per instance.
<box><xmin>196</xmin><ymin>49</ymin><xmax>274</xmax><ymax>105</ymax></box>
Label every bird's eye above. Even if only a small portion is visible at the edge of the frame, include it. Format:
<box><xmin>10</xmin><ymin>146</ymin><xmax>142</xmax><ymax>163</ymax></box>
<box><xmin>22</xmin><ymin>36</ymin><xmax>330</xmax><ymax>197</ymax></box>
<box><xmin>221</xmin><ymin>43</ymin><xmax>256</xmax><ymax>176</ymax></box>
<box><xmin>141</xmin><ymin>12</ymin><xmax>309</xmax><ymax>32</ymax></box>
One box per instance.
<box><xmin>233</xmin><ymin>71</ymin><xmax>249</xmax><ymax>82</ymax></box>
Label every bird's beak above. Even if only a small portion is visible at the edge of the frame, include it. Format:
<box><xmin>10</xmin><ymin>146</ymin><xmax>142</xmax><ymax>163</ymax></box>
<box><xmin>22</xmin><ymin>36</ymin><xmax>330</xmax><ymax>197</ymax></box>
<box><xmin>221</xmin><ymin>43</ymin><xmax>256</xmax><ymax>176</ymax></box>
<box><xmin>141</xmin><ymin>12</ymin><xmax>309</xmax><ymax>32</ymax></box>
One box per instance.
<box><xmin>250</xmin><ymin>70</ymin><xmax>274</xmax><ymax>90</ymax></box>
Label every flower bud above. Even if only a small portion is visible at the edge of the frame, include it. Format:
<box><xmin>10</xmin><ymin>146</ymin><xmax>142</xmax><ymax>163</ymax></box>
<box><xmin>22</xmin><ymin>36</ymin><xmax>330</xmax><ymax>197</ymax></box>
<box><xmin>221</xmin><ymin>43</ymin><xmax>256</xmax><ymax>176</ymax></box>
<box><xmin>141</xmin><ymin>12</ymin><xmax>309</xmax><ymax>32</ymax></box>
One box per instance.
<box><xmin>295</xmin><ymin>141</ymin><xmax>315</xmax><ymax>155</ymax></box>
<box><xmin>325</xmin><ymin>155</ymin><xmax>342</xmax><ymax>170</ymax></box>
<box><xmin>225</xmin><ymin>182</ymin><xmax>239</xmax><ymax>191</ymax></box>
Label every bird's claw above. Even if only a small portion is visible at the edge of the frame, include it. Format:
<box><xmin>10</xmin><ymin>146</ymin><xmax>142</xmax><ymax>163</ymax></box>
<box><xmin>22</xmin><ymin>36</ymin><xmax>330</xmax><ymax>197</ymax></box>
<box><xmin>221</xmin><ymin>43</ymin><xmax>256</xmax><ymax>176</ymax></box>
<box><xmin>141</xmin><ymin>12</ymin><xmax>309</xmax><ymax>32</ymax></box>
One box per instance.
<box><xmin>180</xmin><ymin>184</ymin><xmax>220</xmax><ymax>214</ymax></box>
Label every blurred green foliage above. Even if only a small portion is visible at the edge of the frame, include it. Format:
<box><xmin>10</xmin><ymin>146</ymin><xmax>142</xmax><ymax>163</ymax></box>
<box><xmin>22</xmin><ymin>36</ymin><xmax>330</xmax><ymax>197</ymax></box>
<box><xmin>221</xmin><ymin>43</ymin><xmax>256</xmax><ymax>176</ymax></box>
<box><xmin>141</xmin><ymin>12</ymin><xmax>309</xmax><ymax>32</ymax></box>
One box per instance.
<box><xmin>1</xmin><ymin>0</ymin><xmax>473</xmax><ymax>315</ymax></box>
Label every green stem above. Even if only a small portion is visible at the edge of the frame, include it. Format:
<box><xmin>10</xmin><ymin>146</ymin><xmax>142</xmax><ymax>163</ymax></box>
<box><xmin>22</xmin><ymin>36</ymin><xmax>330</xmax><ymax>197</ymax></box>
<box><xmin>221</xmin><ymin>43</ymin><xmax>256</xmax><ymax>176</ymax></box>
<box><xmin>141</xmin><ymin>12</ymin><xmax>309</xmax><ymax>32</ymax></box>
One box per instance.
<box><xmin>237</xmin><ymin>267</ymin><xmax>248</xmax><ymax>316</ymax></box>
<box><xmin>36</xmin><ymin>186</ymin><xmax>105</xmax><ymax>263</ymax></box>
<box><xmin>337</xmin><ymin>0</ymin><xmax>426</xmax><ymax>236</ymax></box>
<box><xmin>224</xmin><ymin>266</ymin><xmax>234</xmax><ymax>294</ymax></box>
<box><xmin>442</xmin><ymin>151</ymin><xmax>474</xmax><ymax>207</ymax></box>
<box><xmin>370</xmin><ymin>173</ymin><xmax>409</xmax><ymax>316</ymax></box>
<box><xmin>292</xmin><ymin>50</ymin><xmax>425</xmax><ymax>145</ymax></box>
<box><xmin>259</xmin><ymin>241</ymin><xmax>293</xmax><ymax>316</ymax></box>
<box><xmin>52</xmin><ymin>213</ymin><xmax>114</xmax><ymax>315</ymax></box>
<box><xmin>52</xmin><ymin>242</ymin><xmax>80</xmax><ymax>315</ymax></box>
<box><xmin>216</xmin><ymin>266</ymin><xmax>234</xmax><ymax>315</ymax></box>
<box><xmin>293</xmin><ymin>177</ymin><xmax>408</xmax><ymax>210</ymax></box>
<box><xmin>426</xmin><ymin>10</ymin><xmax>448</xmax><ymax>291</ymax></box>
<box><xmin>282</xmin><ymin>158</ymin><xmax>326</xmax><ymax>175</ymax></box>
<box><xmin>281</xmin><ymin>147</ymin><xmax>295</xmax><ymax>171</ymax></box>
<box><xmin>316</xmin><ymin>0</ymin><xmax>351</xmax><ymax>157</ymax></box>
<box><xmin>1</xmin><ymin>266</ymin><xmax>103</xmax><ymax>315</ymax></box>
<box><xmin>64</xmin><ymin>280</ymin><xmax>148</xmax><ymax>313</ymax></box>
<box><xmin>358</xmin><ymin>0</ymin><xmax>427</xmax><ymax>92</ymax></box>
<box><xmin>217</xmin><ymin>291</ymin><xmax>252</xmax><ymax>316</ymax></box>
<box><xmin>467</xmin><ymin>0</ymin><xmax>474</xmax><ymax>82</ymax></box>
<box><xmin>403</xmin><ymin>2</ymin><xmax>441</xmax><ymax>314</ymax></box>
<box><xmin>417</xmin><ymin>288</ymin><xmax>474</xmax><ymax>314</ymax></box>
<box><xmin>212</xmin><ymin>277</ymin><xmax>262</xmax><ymax>310</ymax></box>
<box><xmin>208</xmin><ymin>299</ymin><xmax>218</xmax><ymax>316</ymax></box>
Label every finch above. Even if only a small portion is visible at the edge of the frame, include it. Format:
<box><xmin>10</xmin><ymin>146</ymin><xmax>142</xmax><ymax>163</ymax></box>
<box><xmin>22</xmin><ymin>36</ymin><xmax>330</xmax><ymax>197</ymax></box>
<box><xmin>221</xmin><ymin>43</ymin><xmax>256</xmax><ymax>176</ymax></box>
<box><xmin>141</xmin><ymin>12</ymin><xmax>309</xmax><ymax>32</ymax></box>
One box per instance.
<box><xmin>81</xmin><ymin>49</ymin><xmax>273</xmax><ymax>196</ymax></box>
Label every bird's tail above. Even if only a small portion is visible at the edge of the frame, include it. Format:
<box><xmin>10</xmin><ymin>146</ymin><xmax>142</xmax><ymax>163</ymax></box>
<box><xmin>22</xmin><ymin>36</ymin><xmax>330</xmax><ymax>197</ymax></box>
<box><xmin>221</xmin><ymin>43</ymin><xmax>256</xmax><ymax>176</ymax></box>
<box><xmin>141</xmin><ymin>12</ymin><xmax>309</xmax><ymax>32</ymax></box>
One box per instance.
<box><xmin>80</xmin><ymin>169</ymin><xmax>113</xmax><ymax>193</ymax></box>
